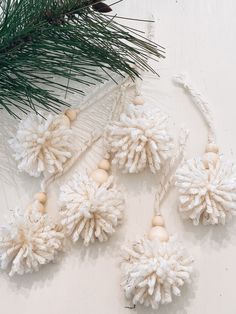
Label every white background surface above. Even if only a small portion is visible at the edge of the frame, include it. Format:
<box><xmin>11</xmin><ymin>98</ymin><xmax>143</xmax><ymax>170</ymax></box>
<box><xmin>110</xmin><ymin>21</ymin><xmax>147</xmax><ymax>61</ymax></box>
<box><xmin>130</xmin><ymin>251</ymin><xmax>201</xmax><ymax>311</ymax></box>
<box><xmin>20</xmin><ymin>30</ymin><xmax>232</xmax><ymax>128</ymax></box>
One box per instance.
<box><xmin>1</xmin><ymin>1</ymin><xmax>236</xmax><ymax>314</ymax></box>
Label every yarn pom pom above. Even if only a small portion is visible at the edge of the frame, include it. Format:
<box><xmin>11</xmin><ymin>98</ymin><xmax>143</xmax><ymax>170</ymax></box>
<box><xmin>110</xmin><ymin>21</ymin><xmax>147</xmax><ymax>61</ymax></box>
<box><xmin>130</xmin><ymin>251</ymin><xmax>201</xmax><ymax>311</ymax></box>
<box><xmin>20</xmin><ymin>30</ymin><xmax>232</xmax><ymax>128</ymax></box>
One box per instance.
<box><xmin>105</xmin><ymin>104</ymin><xmax>173</xmax><ymax>173</ymax></box>
<box><xmin>59</xmin><ymin>173</ymin><xmax>124</xmax><ymax>246</ymax></box>
<box><xmin>121</xmin><ymin>236</ymin><xmax>193</xmax><ymax>309</ymax></box>
<box><xmin>9</xmin><ymin>113</ymin><xmax>73</xmax><ymax>177</ymax></box>
<box><xmin>175</xmin><ymin>157</ymin><xmax>236</xmax><ymax>225</ymax></box>
<box><xmin>0</xmin><ymin>209</ymin><xmax>64</xmax><ymax>276</ymax></box>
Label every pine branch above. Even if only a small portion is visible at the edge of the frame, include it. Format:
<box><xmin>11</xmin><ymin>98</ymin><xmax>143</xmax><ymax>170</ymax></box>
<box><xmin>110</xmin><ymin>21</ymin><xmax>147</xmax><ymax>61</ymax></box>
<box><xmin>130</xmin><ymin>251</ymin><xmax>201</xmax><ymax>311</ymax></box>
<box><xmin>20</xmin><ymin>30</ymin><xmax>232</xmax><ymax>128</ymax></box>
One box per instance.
<box><xmin>0</xmin><ymin>0</ymin><xmax>165</xmax><ymax>118</ymax></box>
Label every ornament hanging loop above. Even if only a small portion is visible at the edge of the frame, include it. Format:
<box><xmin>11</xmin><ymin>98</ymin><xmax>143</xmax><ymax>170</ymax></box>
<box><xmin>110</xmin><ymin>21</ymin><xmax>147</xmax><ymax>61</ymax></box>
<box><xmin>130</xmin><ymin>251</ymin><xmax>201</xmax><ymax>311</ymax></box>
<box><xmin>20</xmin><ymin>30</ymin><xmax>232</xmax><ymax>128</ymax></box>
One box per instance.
<box><xmin>173</xmin><ymin>74</ymin><xmax>216</xmax><ymax>145</ymax></box>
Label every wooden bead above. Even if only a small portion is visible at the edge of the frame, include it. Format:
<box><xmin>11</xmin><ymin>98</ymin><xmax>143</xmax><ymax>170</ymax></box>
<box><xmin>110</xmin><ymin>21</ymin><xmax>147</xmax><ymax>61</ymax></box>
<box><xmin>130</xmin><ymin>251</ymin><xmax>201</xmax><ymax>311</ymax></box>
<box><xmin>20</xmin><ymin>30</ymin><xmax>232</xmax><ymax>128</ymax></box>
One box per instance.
<box><xmin>203</xmin><ymin>152</ymin><xmax>219</xmax><ymax>169</ymax></box>
<box><xmin>55</xmin><ymin>224</ymin><xmax>63</xmax><ymax>232</ymax></box>
<box><xmin>38</xmin><ymin>151</ymin><xmax>44</xmax><ymax>160</ymax></box>
<box><xmin>26</xmin><ymin>205</ymin><xmax>33</xmax><ymax>213</ymax></box>
<box><xmin>98</xmin><ymin>159</ymin><xmax>110</xmax><ymax>171</ymax></box>
<box><xmin>145</xmin><ymin>129</ymin><xmax>152</xmax><ymax>137</ymax></box>
<box><xmin>104</xmin><ymin>153</ymin><xmax>110</xmax><ymax>160</ymax></box>
<box><xmin>65</xmin><ymin>109</ymin><xmax>77</xmax><ymax>121</ymax></box>
<box><xmin>148</xmin><ymin>226</ymin><xmax>169</xmax><ymax>242</ymax></box>
<box><xmin>91</xmin><ymin>169</ymin><xmax>109</xmax><ymax>184</ymax></box>
<box><xmin>35</xmin><ymin>202</ymin><xmax>45</xmax><ymax>213</ymax></box>
<box><xmin>34</xmin><ymin>192</ymin><xmax>47</xmax><ymax>204</ymax></box>
<box><xmin>152</xmin><ymin>215</ymin><xmax>165</xmax><ymax>227</ymax></box>
<box><xmin>133</xmin><ymin>96</ymin><xmax>145</xmax><ymax>106</ymax></box>
<box><xmin>206</xmin><ymin>143</ymin><xmax>219</xmax><ymax>154</ymax></box>
<box><xmin>61</xmin><ymin>114</ymin><xmax>71</xmax><ymax>127</ymax></box>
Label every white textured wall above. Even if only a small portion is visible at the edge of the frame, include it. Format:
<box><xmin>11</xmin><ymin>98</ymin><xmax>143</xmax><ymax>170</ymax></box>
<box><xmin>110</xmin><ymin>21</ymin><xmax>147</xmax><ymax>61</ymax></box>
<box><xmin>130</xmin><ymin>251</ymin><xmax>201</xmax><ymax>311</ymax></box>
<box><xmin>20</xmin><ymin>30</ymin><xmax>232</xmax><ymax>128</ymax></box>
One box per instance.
<box><xmin>1</xmin><ymin>1</ymin><xmax>236</xmax><ymax>314</ymax></box>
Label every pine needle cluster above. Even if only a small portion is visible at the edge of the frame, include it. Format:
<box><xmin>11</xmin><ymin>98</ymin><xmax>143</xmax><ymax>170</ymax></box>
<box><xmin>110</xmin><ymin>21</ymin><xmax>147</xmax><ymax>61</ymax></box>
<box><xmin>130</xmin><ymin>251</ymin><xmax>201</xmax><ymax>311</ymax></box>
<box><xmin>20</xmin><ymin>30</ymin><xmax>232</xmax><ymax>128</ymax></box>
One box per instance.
<box><xmin>0</xmin><ymin>0</ymin><xmax>164</xmax><ymax>117</ymax></box>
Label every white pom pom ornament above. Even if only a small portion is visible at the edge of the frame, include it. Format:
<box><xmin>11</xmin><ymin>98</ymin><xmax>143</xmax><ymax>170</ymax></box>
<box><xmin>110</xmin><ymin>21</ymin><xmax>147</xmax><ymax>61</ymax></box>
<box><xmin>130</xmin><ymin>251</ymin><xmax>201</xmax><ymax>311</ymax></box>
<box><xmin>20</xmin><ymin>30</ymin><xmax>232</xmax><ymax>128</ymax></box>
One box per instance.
<box><xmin>121</xmin><ymin>236</ymin><xmax>193</xmax><ymax>309</ymax></box>
<box><xmin>0</xmin><ymin>208</ymin><xmax>64</xmax><ymax>276</ymax></box>
<box><xmin>174</xmin><ymin>75</ymin><xmax>236</xmax><ymax>226</ymax></box>
<box><xmin>9</xmin><ymin>113</ymin><xmax>74</xmax><ymax>177</ymax></box>
<box><xmin>105</xmin><ymin>97</ymin><xmax>172</xmax><ymax>173</ymax></box>
<box><xmin>59</xmin><ymin>172</ymin><xmax>124</xmax><ymax>246</ymax></box>
<box><xmin>176</xmin><ymin>154</ymin><xmax>236</xmax><ymax>225</ymax></box>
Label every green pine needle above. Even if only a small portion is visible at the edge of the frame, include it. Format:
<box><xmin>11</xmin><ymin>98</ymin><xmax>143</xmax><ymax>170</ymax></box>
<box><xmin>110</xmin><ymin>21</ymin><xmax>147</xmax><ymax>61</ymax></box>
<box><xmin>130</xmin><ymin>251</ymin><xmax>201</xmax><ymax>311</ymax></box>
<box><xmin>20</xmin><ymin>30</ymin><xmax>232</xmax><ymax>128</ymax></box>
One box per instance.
<box><xmin>0</xmin><ymin>0</ymin><xmax>165</xmax><ymax>118</ymax></box>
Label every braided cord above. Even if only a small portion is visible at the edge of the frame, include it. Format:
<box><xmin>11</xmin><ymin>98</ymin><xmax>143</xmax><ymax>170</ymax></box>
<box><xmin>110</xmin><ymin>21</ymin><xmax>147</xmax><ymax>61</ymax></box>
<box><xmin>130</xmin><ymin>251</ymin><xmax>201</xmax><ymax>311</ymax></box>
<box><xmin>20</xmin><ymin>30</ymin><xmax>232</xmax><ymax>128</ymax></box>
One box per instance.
<box><xmin>154</xmin><ymin>128</ymin><xmax>189</xmax><ymax>216</ymax></box>
<box><xmin>174</xmin><ymin>74</ymin><xmax>216</xmax><ymax>144</ymax></box>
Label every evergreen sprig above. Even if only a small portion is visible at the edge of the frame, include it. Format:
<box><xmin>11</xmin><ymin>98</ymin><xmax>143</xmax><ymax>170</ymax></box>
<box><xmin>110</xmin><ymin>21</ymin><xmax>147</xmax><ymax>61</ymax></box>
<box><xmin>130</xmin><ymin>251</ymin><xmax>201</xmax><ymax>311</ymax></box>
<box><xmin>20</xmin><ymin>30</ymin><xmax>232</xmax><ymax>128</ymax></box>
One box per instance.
<box><xmin>0</xmin><ymin>0</ymin><xmax>164</xmax><ymax>117</ymax></box>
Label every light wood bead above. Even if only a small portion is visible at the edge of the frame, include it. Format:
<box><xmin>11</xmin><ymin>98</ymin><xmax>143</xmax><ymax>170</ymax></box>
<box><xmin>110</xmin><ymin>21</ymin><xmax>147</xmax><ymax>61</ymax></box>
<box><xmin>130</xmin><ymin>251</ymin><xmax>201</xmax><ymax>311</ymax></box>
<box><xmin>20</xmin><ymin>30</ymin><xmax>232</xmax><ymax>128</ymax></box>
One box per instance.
<box><xmin>39</xmin><ymin>151</ymin><xmax>44</xmax><ymax>160</ymax></box>
<box><xmin>35</xmin><ymin>202</ymin><xmax>45</xmax><ymax>214</ymax></box>
<box><xmin>91</xmin><ymin>169</ymin><xmax>109</xmax><ymax>184</ymax></box>
<box><xmin>152</xmin><ymin>215</ymin><xmax>165</xmax><ymax>227</ymax></box>
<box><xmin>98</xmin><ymin>159</ymin><xmax>110</xmax><ymax>171</ymax></box>
<box><xmin>206</xmin><ymin>143</ymin><xmax>219</xmax><ymax>154</ymax></box>
<box><xmin>26</xmin><ymin>205</ymin><xmax>33</xmax><ymax>213</ymax></box>
<box><xmin>203</xmin><ymin>152</ymin><xmax>219</xmax><ymax>169</ymax></box>
<box><xmin>65</xmin><ymin>109</ymin><xmax>77</xmax><ymax>121</ymax></box>
<box><xmin>104</xmin><ymin>153</ymin><xmax>110</xmax><ymax>160</ymax></box>
<box><xmin>148</xmin><ymin>226</ymin><xmax>169</xmax><ymax>242</ymax></box>
<box><xmin>55</xmin><ymin>224</ymin><xmax>63</xmax><ymax>232</ymax></box>
<box><xmin>61</xmin><ymin>114</ymin><xmax>71</xmax><ymax>127</ymax></box>
<box><xmin>34</xmin><ymin>192</ymin><xmax>47</xmax><ymax>204</ymax></box>
<box><xmin>133</xmin><ymin>96</ymin><xmax>145</xmax><ymax>106</ymax></box>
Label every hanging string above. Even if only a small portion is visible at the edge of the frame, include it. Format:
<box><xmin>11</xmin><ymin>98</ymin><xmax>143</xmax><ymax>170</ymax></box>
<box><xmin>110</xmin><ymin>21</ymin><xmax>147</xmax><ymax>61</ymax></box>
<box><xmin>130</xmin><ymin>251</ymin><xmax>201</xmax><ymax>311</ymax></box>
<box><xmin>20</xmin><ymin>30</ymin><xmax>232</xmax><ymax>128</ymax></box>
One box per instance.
<box><xmin>173</xmin><ymin>74</ymin><xmax>216</xmax><ymax>144</ymax></box>
<box><xmin>112</xmin><ymin>78</ymin><xmax>135</xmax><ymax>119</ymax></box>
<box><xmin>135</xmin><ymin>17</ymin><xmax>156</xmax><ymax>97</ymax></box>
<box><xmin>154</xmin><ymin>128</ymin><xmax>189</xmax><ymax>216</ymax></box>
